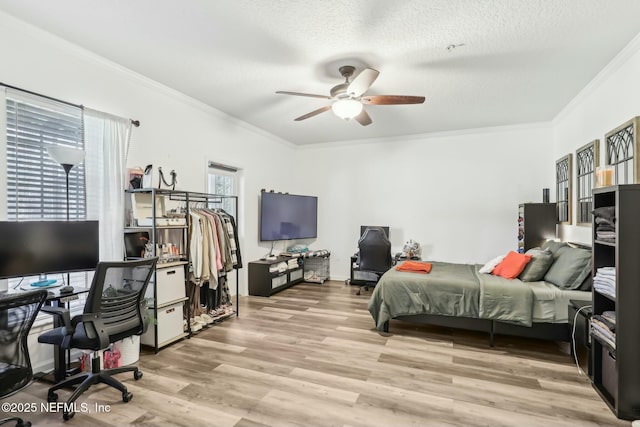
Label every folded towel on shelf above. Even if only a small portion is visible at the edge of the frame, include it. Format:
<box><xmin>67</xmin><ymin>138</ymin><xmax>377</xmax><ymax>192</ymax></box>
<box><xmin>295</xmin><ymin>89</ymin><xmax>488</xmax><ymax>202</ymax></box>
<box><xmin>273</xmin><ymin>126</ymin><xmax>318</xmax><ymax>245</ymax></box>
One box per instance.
<box><xmin>593</xmin><ymin>283</ymin><xmax>616</xmax><ymax>299</ymax></box>
<box><xmin>591</xmin><ymin>327</ymin><xmax>616</xmax><ymax>352</ymax></box>
<box><xmin>593</xmin><ymin>315</ymin><xmax>616</xmax><ymax>332</ymax></box>
<box><xmin>595</xmin><ymin>217</ymin><xmax>616</xmax><ymax>227</ymax></box>
<box><xmin>592</xmin><ymin>321</ymin><xmax>616</xmax><ymax>343</ymax></box>
<box><xmin>593</xmin><ymin>206</ymin><xmax>616</xmax><ymax>222</ymax></box>
<box><xmin>595</xmin><ymin>224</ymin><xmax>616</xmax><ymax>232</ymax></box>
<box><xmin>602</xmin><ymin>310</ymin><xmax>616</xmax><ymax>324</ymax></box>
<box><xmin>396</xmin><ymin>261</ymin><xmax>433</xmax><ymax>274</ymax></box>
<box><xmin>596</xmin><ymin>229</ymin><xmax>616</xmax><ymax>239</ymax></box>
<box><xmin>594</xmin><ymin>276</ymin><xmax>616</xmax><ymax>287</ymax></box>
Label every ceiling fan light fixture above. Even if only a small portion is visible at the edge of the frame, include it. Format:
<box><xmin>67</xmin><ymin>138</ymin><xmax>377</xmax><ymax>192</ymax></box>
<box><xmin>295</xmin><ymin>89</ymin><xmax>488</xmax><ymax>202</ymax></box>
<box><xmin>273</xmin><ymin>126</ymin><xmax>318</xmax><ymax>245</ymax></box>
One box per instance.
<box><xmin>331</xmin><ymin>99</ymin><xmax>363</xmax><ymax>120</ymax></box>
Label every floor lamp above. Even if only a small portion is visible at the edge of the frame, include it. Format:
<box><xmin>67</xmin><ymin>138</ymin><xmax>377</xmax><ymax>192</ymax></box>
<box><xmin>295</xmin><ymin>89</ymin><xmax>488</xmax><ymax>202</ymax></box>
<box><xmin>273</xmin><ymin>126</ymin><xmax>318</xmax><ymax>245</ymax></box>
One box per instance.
<box><xmin>46</xmin><ymin>146</ymin><xmax>85</xmax><ymax>221</ymax></box>
<box><xmin>46</xmin><ymin>146</ymin><xmax>85</xmax><ymax>377</ymax></box>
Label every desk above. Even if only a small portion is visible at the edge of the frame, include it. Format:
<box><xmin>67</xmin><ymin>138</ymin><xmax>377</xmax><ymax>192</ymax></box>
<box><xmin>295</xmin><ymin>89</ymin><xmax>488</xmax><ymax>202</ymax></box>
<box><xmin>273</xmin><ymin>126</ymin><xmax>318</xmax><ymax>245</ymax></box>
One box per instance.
<box><xmin>46</xmin><ymin>286</ymin><xmax>90</xmax><ymax>382</ymax></box>
<box><xmin>348</xmin><ymin>254</ymin><xmax>421</xmax><ymax>285</ymax></box>
<box><xmin>10</xmin><ymin>285</ymin><xmax>90</xmax><ymax>383</ymax></box>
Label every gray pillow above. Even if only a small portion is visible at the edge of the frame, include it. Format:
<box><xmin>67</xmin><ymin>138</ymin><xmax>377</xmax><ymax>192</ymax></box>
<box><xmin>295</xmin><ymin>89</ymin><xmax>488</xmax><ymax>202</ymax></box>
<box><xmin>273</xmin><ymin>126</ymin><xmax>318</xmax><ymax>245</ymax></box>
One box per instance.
<box><xmin>541</xmin><ymin>240</ymin><xmax>568</xmax><ymax>259</ymax></box>
<box><xmin>519</xmin><ymin>248</ymin><xmax>554</xmax><ymax>282</ymax></box>
<box><xmin>543</xmin><ymin>246</ymin><xmax>592</xmax><ymax>289</ymax></box>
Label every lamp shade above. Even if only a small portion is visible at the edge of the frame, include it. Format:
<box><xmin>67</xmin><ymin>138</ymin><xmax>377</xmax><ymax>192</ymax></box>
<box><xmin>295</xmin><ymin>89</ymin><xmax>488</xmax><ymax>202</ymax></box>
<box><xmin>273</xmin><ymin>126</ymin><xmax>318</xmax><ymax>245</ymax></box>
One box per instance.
<box><xmin>331</xmin><ymin>99</ymin><xmax>363</xmax><ymax>120</ymax></box>
<box><xmin>47</xmin><ymin>146</ymin><xmax>85</xmax><ymax>167</ymax></box>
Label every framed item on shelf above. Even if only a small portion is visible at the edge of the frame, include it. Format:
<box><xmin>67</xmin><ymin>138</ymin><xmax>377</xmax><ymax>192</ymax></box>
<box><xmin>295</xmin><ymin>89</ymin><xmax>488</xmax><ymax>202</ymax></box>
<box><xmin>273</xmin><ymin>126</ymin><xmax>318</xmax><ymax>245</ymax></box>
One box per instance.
<box><xmin>605</xmin><ymin>117</ymin><xmax>640</xmax><ymax>185</ymax></box>
<box><xmin>576</xmin><ymin>140</ymin><xmax>599</xmax><ymax>225</ymax></box>
<box><xmin>556</xmin><ymin>153</ymin><xmax>572</xmax><ymax>224</ymax></box>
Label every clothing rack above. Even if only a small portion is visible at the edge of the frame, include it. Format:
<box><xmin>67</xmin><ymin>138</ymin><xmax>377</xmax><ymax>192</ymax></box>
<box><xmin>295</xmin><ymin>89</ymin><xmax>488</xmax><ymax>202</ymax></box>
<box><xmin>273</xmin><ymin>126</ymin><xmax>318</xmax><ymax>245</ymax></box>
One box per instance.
<box><xmin>171</xmin><ymin>191</ymin><xmax>241</xmax><ymax>321</ymax></box>
<box><xmin>126</xmin><ymin>188</ymin><xmax>240</xmax><ymax>348</ymax></box>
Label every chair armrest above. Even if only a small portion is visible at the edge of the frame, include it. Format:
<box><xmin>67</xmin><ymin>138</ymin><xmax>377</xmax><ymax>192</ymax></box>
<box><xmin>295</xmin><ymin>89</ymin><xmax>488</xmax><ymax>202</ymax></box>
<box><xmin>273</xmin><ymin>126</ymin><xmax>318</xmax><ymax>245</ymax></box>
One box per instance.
<box><xmin>79</xmin><ymin>314</ymin><xmax>110</xmax><ymax>350</ymax></box>
<box><xmin>40</xmin><ymin>306</ymin><xmax>74</xmax><ymax>333</ymax></box>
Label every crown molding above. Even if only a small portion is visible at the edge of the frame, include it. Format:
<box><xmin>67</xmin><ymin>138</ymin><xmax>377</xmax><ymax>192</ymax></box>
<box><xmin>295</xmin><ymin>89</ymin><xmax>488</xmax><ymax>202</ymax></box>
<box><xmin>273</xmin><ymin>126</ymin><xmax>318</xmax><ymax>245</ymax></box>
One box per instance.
<box><xmin>298</xmin><ymin>121</ymin><xmax>553</xmax><ymax>150</ymax></box>
<box><xmin>553</xmin><ymin>31</ymin><xmax>640</xmax><ymax>124</ymax></box>
<box><xmin>0</xmin><ymin>10</ymin><xmax>295</xmax><ymax>150</ymax></box>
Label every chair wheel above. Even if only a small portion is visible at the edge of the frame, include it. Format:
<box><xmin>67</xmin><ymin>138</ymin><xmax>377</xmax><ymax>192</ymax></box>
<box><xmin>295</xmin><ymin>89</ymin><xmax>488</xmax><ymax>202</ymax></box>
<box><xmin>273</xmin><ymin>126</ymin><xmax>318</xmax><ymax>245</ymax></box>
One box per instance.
<box><xmin>134</xmin><ymin>370</ymin><xmax>143</xmax><ymax>380</ymax></box>
<box><xmin>16</xmin><ymin>422</ymin><xmax>31</xmax><ymax>427</ymax></box>
<box><xmin>123</xmin><ymin>391</ymin><xmax>133</xmax><ymax>402</ymax></box>
<box><xmin>355</xmin><ymin>288</ymin><xmax>361</xmax><ymax>295</ymax></box>
<box><xmin>47</xmin><ymin>392</ymin><xmax>58</xmax><ymax>402</ymax></box>
<box><xmin>63</xmin><ymin>411</ymin><xmax>74</xmax><ymax>421</ymax></box>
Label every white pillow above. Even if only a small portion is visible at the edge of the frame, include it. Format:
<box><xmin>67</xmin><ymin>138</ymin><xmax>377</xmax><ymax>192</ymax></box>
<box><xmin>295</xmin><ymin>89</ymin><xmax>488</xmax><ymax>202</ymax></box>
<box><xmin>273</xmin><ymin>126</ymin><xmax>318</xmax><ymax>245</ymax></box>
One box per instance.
<box><xmin>479</xmin><ymin>254</ymin><xmax>506</xmax><ymax>274</ymax></box>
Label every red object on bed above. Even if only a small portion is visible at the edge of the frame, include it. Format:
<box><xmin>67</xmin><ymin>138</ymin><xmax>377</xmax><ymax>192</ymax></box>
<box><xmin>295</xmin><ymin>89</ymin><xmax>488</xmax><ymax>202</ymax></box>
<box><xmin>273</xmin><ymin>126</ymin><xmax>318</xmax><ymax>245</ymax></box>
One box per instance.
<box><xmin>492</xmin><ymin>251</ymin><xmax>532</xmax><ymax>279</ymax></box>
<box><xmin>395</xmin><ymin>260</ymin><xmax>433</xmax><ymax>274</ymax></box>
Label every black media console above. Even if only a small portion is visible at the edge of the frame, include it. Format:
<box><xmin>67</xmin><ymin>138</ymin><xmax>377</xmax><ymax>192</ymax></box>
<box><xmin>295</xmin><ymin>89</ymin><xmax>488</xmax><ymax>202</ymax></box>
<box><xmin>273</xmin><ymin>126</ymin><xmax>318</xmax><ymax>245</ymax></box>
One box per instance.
<box><xmin>248</xmin><ymin>257</ymin><xmax>304</xmax><ymax>297</ymax></box>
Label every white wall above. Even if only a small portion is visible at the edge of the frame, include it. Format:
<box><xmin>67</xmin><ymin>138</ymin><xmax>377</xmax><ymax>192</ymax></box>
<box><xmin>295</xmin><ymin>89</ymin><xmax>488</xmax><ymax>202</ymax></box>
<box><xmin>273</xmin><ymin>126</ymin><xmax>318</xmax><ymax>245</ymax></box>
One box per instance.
<box><xmin>553</xmin><ymin>33</ymin><xmax>640</xmax><ymax>244</ymax></box>
<box><xmin>0</xmin><ymin>11</ymin><xmax>300</xmax><ymax>295</ymax></box>
<box><xmin>300</xmin><ymin>124</ymin><xmax>555</xmax><ymax>279</ymax></box>
<box><xmin>3</xmin><ymin>9</ymin><xmax>639</xmax><ymax>285</ymax></box>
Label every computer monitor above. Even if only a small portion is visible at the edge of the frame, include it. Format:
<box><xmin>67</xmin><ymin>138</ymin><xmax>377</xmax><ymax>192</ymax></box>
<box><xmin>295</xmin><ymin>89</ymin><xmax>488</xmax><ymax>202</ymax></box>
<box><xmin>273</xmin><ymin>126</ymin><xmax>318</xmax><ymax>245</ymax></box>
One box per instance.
<box><xmin>0</xmin><ymin>220</ymin><xmax>99</xmax><ymax>279</ymax></box>
<box><xmin>360</xmin><ymin>226</ymin><xmax>389</xmax><ymax>239</ymax></box>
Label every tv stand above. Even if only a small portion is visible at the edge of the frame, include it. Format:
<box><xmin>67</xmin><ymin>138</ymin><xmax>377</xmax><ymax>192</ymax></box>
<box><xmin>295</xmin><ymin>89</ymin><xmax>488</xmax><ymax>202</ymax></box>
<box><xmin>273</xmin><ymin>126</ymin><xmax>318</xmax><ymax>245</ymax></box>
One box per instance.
<box><xmin>248</xmin><ymin>257</ymin><xmax>304</xmax><ymax>297</ymax></box>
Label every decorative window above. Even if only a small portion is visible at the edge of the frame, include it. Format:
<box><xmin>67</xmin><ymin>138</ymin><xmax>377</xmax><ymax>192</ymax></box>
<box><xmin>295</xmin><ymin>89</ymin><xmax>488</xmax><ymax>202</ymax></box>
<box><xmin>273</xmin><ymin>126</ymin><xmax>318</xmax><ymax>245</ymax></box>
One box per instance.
<box><xmin>576</xmin><ymin>140</ymin><xmax>599</xmax><ymax>224</ymax></box>
<box><xmin>605</xmin><ymin>117</ymin><xmax>639</xmax><ymax>184</ymax></box>
<box><xmin>556</xmin><ymin>154</ymin><xmax>572</xmax><ymax>224</ymax></box>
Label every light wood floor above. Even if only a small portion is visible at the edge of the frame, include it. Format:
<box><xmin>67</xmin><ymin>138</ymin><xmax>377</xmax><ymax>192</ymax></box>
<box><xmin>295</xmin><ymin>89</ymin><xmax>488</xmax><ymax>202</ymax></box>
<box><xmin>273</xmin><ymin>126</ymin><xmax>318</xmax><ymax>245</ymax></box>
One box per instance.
<box><xmin>8</xmin><ymin>281</ymin><xmax>630</xmax><ymax>426</ymax></box>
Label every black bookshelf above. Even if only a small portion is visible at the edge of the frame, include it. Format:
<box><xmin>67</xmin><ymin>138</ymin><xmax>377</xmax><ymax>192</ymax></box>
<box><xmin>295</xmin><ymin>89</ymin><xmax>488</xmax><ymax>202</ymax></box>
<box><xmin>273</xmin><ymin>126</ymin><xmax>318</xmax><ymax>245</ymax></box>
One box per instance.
<box><xmin>517</xmin><ymin>203</ymin><xmax>557</xmax><ymax>253</ymax></box>
<box><xmin>591</xmin><ymin>184</ymin><xmax>640</xmax><ymax>420</ymax></box>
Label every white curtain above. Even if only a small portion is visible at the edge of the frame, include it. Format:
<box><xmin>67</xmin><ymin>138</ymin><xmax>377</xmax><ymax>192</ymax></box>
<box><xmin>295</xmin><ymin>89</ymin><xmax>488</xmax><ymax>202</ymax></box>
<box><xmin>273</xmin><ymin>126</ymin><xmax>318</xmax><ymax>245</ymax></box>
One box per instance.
<box><xmin>84</xmin><ymin>108</ymin><xmax>132</xmax><ymax>261</ymax></box>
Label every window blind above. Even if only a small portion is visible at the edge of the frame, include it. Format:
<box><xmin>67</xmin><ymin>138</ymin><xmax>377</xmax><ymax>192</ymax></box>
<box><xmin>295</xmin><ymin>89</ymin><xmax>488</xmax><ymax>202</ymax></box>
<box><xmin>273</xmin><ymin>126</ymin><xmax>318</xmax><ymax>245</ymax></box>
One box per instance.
<box><xmin>5</xmin><ymin>89</ymin><xmax>89</xmax><ymax>319</ymax></box>
<box><xmin>6</xmin><ymin>90</ymin><xmax>86</xmax><ymax>220</ymax></box>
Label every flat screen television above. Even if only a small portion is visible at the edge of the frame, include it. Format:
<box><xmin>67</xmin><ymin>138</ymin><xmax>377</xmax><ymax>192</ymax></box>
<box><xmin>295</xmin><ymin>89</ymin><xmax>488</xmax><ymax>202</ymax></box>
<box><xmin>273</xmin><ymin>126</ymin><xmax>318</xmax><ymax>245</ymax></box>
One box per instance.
<box><xmin>260</xmin><ymin>192</ymin><xmax>317</xmax><ymax>241</ymax></box>
<box><xmin>360</xmin><ymin>226</ymin><xmax>389</xmax><ymax>239</ymax></box>
<box><xmin>0</xmin><ymin>220</ymin><xmax>99</xmax><ymax>279</ymax></box>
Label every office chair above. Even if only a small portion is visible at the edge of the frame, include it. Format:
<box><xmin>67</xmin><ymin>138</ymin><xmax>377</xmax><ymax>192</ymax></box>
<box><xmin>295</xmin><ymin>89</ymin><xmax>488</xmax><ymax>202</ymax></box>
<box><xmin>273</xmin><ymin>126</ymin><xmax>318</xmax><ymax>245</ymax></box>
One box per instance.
<box><xmin>352</xmin><ymin>227</ymin><xmax>393</xmax><ymax>295</ymax></box>
<box><xmin>0</xmin><ymin>289</ymin><xmax>48</xmax><ymax>427</ymax></box>
<box><xmin>38</xmin><ymin>258</ymin><xmax>157</xmax><ymax>420</ymax></box>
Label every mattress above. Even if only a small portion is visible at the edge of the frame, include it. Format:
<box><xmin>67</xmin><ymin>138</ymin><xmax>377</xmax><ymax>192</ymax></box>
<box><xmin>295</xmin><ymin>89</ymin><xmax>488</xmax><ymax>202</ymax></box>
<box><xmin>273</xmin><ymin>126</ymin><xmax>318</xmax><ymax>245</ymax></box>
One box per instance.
<box><xmin>528</xmin><ymin>281</ymin><xmax>591</xmax><ymax>323</ymax></box>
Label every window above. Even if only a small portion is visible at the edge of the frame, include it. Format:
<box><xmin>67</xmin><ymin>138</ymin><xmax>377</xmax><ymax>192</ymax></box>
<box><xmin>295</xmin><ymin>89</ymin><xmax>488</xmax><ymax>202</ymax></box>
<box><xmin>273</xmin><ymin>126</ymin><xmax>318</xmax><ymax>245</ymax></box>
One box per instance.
<box><xmin>556</xmin><ymin>154</ymin><xmax>572</xmax><ymax>224</ymax></box>
<box><xmin>4</xmin><ymin>89</ymin><xmax>88</xmax><ymax>318</ymax></box>
<box><xmin>6</xmin><ymin>91</ymin><xmax>86</xmax><ymax>219</ymax></box>
<box><xmin>576</xmin><ymin>140</ymin><xmax>599</xmax><ymax>224</ymax></box>
<box><xmin>605</xmin><ymin>117</ymin><xmax>639</xmax><ymax>185</ymax></box>
<box><xmin>207</xmin><ymin>161</ymin><xmax>238</xmax><ymax>216</ymax></box>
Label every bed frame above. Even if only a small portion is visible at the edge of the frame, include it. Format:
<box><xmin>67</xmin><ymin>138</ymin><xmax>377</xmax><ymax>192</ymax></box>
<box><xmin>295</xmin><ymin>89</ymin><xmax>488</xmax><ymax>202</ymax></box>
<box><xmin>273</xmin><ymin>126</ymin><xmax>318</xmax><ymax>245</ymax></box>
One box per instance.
<box><xmin>382</xmin><ymin>314</ymin><xmax>569</xmax><ymax>347</ymax></box>
<box><xmin>379</xmin><ymin>242</ymin><xmax>593</xmax><ymax>346</ymax></box>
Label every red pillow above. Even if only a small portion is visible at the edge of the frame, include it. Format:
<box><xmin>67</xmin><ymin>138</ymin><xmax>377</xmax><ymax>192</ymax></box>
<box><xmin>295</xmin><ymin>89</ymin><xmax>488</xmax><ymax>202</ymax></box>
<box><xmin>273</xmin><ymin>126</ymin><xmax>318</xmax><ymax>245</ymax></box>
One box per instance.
<box><xmin>492</xmin><ymin>251</ymin><xmax>532</xmax><ymax>279</ymax></box>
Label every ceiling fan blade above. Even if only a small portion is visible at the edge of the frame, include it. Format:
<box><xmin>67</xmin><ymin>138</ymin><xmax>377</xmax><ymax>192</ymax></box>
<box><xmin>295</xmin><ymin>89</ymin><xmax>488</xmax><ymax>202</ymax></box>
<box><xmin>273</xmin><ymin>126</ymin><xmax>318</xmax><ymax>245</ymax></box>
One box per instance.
<box><xmin>354</xmin><ymin>109</ymin><xmax>372</xmax><ymax>126</ymax></box>
<box><xmin>361</xmin><ymin>95</ymin><xmax>425</xmax><ymax>105</ymax></box>
<box><xmin>347</xmin><ymin>68</ymin><xmax>380</xmax><ymax>97</ymax></box>
<box><xmin>294</xmin><ymin>105</ymin><xmax>331</xmax><ymax>121</ymax></box>
<box><xmin>276</xmin><ymin>91</ymin><xmax>331</xmax><ymax>99</ymax></box>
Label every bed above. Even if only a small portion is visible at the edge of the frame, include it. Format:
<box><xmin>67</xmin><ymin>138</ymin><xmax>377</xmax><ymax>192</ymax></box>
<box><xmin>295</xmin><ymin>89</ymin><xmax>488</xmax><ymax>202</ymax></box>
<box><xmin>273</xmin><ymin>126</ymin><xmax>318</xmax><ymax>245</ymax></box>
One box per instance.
<box><xmin>367</xmin><ymin>242</ymin><xmax>592</xmax><ymax>345</ymax></box>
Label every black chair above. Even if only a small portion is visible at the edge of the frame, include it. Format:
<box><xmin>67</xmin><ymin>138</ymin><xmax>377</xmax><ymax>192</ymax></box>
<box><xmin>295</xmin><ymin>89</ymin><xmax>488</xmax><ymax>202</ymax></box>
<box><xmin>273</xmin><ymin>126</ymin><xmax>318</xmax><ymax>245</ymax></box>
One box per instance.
<box><xmin>38</xmin><ymin>258</ymin><xmax>157</xmax><ymax>420</ymax></box>
<box><xmin>0</xmin><ymin>289</ymin><xmax>48</xmax><ymax>427</ymax></box>
<box><xmin>350</xmin><ymin>227</ymin><xmax>393</xmax><ymax>295</ymax></box>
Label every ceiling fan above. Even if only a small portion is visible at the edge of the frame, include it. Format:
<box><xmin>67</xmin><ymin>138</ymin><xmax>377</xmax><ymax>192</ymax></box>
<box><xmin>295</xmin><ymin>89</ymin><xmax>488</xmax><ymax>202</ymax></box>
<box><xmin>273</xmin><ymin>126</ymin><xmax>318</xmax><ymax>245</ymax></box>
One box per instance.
<box><xmin>276</xmin><ymin>65</ymin><xmax>425</xmax><ymax>126</ymax></box>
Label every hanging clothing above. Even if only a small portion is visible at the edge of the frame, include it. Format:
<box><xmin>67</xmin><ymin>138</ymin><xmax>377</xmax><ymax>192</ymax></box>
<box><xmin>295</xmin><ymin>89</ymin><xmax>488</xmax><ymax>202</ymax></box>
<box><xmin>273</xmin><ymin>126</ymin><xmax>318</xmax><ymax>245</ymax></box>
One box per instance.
<box><xmin>186</xmin><ymin>203</ymin><xmax>242</xmax><ymax>317</ymax></box>
<box><xmin>188</xmin><ymin>212</ymin><xmax>203</xmax><ymax>284</ymax></box>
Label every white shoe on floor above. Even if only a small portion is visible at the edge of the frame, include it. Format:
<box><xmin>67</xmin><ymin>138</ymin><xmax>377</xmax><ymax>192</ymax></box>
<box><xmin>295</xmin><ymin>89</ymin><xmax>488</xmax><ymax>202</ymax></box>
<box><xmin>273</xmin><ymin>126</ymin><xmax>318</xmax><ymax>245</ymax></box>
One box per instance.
<box><xmin>190</xmin><ymin>318</ymin><xmax>203</xmax><ymax>332</ymax></box>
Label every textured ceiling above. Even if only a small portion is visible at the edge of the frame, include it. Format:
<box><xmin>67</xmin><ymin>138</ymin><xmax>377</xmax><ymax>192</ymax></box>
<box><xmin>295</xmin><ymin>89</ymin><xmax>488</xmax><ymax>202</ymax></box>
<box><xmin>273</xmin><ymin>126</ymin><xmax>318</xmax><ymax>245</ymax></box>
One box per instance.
<box><xmin>1</xmin><ymin>0</ymin><xmax>640</xmax><ymax>145</ymax></box>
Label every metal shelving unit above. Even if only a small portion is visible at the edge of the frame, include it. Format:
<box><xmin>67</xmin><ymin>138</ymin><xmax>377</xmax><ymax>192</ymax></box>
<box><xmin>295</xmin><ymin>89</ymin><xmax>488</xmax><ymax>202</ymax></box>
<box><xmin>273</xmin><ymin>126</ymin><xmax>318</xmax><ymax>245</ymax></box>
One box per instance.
<box><xmin>125</xmin><ymin>188</ymin><xmax>240</xmax><ymax>351</ymax></box>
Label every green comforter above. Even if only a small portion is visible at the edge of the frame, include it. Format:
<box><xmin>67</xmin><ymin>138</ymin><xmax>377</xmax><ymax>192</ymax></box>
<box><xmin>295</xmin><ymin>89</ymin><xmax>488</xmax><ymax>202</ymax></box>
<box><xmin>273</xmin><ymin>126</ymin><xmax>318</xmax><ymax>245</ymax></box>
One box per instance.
<box><xmin>367</xmin><ymin>261</ymin><xmax>534</xmax><ymax>331</ymax></box>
